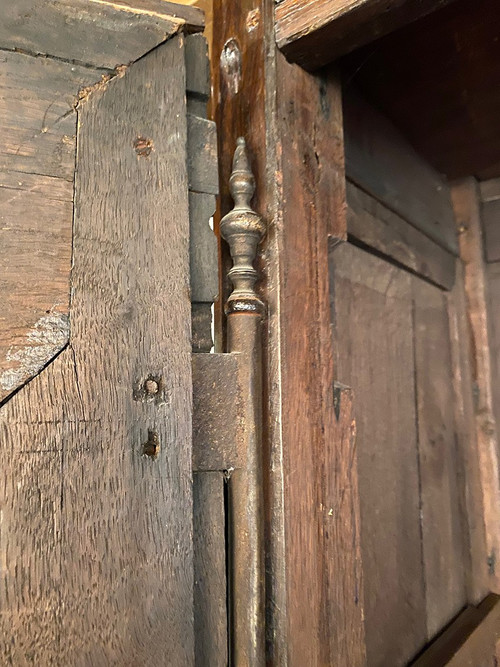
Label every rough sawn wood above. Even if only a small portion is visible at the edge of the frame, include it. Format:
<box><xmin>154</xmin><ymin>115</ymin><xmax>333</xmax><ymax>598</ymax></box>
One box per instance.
<box><xmin>0</xmin><ymin>35</ymin><xmax>195</xmax><ymax>662</ymax></box>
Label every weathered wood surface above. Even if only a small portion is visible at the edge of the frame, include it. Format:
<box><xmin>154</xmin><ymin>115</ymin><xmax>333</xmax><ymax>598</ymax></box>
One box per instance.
<box><xmin>482</xmin><ymin>200</ymin><xmax>500</xmax><ymax>263</ymax></box>
<box><xmin>413</xmin><ymin>594</ymin><xmax>500</xmax><ymax>667</ymax></box>
<box><xmin>276</xmin><ymin>57</ymin><xmax>364</xmax><ymax>666</ymax></box>
<box><xmin>346</xmin><ymin>180</ymin><xmax>456</xmax><ymax>290</ymax></box>
<box><xmin>325</xmin><ymin>383</ymin><xmax>365</xmax><ymax>665</ymax></box>
<box><xmin>487</xmin><ymin>261</ymin><xmax>500</xmax><ymax>498</ymax></box>
<box><xmin>342</xmin><ymin>0</ymin><xmax>500</xmax><ymax>182</ymax></box>
<box><xmin>344</xmin><ymin>89</ymin><xmax>458</xmax><ymax>256</ymax></box>
<box><xmin>451</xmin><ymin>178</ymin><xmax>500</xmax><ymax>594</ymax></box>
<box><xmin>0</xmin><ymin>51</ymin><xmax>108</xmax><ymax>401</ymax></box>
<box><xmin>0</xmin><ymin>29</ymin><xmax>216</xmax><ymax>402</ymax></box>
<box><xmin>0</xmin><ymin>171</ymin><xmax>73</xmax><ymax>400</ymax></box>
<box><xmin>275</xmin><ymin>0</ymin><xmax>456</xmax><ymax>71</ymax></box>
<box><xmin>332</xmin><ymin>242</ymin><xmax>426</xmax><ymax>666</ymax></box>
<box><xmin>185</xmin><ymin>34</ymin><xmax>218</xmax><ymax>351</ymax></box>
<box><xmin>193</xmin><ymin>472</ymin><xmax>228</xmax><ymax>667</ymax></box>
<box><xmin>0</xmin><ymin>50</ymin><xmax>108</xmax><ymax>179</ymax></box>
<box><xmin>0</xmin><ymin>0</ymin><xmax>203</xmax><ymax>68</ymax></box>
<box><xmin>0</xmin><ymin>35</ymin><xmax>194</xmax><ymax>662</ymax></box>
<box><xmin>480</xmin><ymin>177</ymin><xmax>500</xmax><ymax>204</ymax></box>
<box><xmin>412</xmin><ymin>276</ymin><xmax>467</xmax><ymax>638</ymax></box>
<box><xmin>448</xmin><ymin>260</ymin><xmax>490</xmax><ymax>604</ymax></box>
<box><xmin>212</xmin><ymin>2</ymin><xmax>360</xmax><ymax>663</ymax></box>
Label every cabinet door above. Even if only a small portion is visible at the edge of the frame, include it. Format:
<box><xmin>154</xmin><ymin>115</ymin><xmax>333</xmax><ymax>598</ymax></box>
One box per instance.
<box><xmin>0</xmin><ymin>19</ymin><xmax>205</xmax><ymax>662</ymax></box>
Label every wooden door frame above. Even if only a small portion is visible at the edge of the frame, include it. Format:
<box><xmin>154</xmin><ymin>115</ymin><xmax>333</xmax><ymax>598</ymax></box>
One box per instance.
<box><xmin>212</xmin><ymin>0</ymin><xmax>500</xmax><ymax>664</ymax></box>
<box><xmin>212</xmin><ymin>2</ymin><xmax>365</xmax><ymax>663</ymax></box>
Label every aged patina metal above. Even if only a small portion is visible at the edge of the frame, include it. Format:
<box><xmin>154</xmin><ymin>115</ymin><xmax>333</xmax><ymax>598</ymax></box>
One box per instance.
<box><xmin>221</xmin><ymin>137</ymin><xmax>266</xmax><ymax>666</ymax></box>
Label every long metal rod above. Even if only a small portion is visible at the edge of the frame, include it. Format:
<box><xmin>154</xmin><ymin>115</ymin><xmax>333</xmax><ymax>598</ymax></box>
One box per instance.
<box><xmin>220</xmin><ymin>138</ymin><xmax>265</xmax><ymax>666</ymax></box>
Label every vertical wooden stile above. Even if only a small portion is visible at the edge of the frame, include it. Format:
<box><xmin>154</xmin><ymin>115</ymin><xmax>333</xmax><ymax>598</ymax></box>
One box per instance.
<box><xmin>451</xmin><ymin>178</ymin><xmax>500</xmax><ymax>594</ymax></box>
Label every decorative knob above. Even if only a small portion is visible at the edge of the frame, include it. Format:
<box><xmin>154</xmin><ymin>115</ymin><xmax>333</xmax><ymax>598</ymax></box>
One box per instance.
<box><xmin>220</xmin><ymin>138</ymin><xmax>265</xmax><ymax>315</ymax></box>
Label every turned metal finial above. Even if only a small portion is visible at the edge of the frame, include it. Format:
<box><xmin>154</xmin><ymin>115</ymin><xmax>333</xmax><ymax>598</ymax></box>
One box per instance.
<box><xmin>220</xmin><ymin>137</ymin><xmax>265</xmax><ymax>315</ymax></box>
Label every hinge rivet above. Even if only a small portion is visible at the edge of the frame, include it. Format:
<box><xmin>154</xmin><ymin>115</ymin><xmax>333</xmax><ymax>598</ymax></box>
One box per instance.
<box><xmin>144</xmin><ymin>378</ymin><xmax>159</xmax><ymax>396</ymax></box>
<box><xmin>143</xmin><ymin>430</ymin><xmax>160</xmax><ymax>458</ymax></box>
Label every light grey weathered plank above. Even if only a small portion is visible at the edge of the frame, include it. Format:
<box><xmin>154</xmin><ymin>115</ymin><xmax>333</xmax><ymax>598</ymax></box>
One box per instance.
<box><xmin>0</xmin><ymin>0</ymin><xmax>204</xmax><ymax>69</ymax></box>
<box><xmin>0</xmin><ymin>34</ymin><xmax>195</xmax><ymax>662</ymax></box>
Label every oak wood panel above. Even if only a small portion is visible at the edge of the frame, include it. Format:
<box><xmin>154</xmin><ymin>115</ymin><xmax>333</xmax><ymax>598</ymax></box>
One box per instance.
<box><xmin>487</xmin><ymin>261</ymin><xmax>500</xmax><ymax>496</ymax></box>
<box><xmin>412</xmin><ymin>276</ymin><xmax>467</xmax><ymax>638</ymax></box>
<box><xmin>0</xmin><ymin>35</ymin><xmax>194</xmax><ymax>661</ymax></box>
<box><xmin>0</xmin><ymin>171</ymin><xmax>73</xmax><ymax>400</ymax></box>
<box><xmin>446</xmin><ymin>595</ymin><xmax>500</xmax><ymax>666</ymax></box>
<box><xmin>193</xmin><ymin>472</ymin><xmax>228</xmax><ymax>667</ymax></box>
<box><xmin>332</xmin><ymin>241</ymin><xmax>426</xmax><ymax>667</ymax></box>
<box><xmin>346</xmin><ymin>180</ymin><xmax>456</xmax><ymax>290</ymax></box>
<box><xmin>276</xmin><ymin>58</ymin><xmax>364</xmax><ymax>667</ymax></box>
<box><xmin>343</xmin><ymin>88</ymin><xmax>458</xmax><ymax>256</ymax></box>
<box><xmin>448</xmin><ymin>260</ymin><xmax>489</xmax><ymax>604</ymax></box>
<box><xmin>0</xmin><ymin>51</ymin><xmax>108</xmax><ymax>400</ymax></box>
<box><xmin>480</xmin><ymin>178</ymin><xmax>500</xmax><ymax>204</ymax></box>
<box><xmin>451</xmin><ymin>178</ymin><xmax>500</xmax><ymax>594</ymax></box>
<box><xmin>0</xmin><ymin>50</ymin><xmax>108</xmax><ymax>179</ymax></box>
<box><xmin>412</xmin><ymin>595</ymin><xmax>500</xmax><ymax>667</ymax></box>
<box><xmin>342</xmin><ymin>0</ymin><xmax>500</xmax><ymax>181</ymax></box>
<box><xmin>275</xmin><ymin>0</ymin><xmax>456</xmax><ymax>71</ymax></box>
<box><xmin>0</xmin><ymin>0</ymin><xmax>203</xmax><ymax>68</ymax></box>
<box><xmin>482</xmin><ymin>200</ymin><xmax>500</xmax><ymax>264</ymax></box>
<box><xmin>325</xmin><ymin>383</ymin><xmax>365</xmax><ymax>665</ymax></box>
<box><xmin>212</xmin><ymin>2</ymin><xmax>361</xmax><ymax>663</ymax></box>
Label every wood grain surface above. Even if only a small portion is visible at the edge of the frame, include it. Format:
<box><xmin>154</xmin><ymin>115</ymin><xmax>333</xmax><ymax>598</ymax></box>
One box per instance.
<box><xmin>342</xmin><ymin>0</ymin><xmax>500</xmax><ymax>181</ymax></box>
<box><xmin>448</xmin><ymin>260</ymin><xmax>490</xmax><ymax>604</ymax></box>
<box><xmin>275</xmin><ymin>0</ymin><xmax>455</xmax><ymax>71</ymax></box>
<box><xmin>193</xmin><ymin>471</ymin><xmax>228</xmax><ymax>667</ymax></box>
<box><xmin>412</xmin><ymin>276</ymin><xmax>467</xmax><ymax>638</ymax></box>
<box><xmin>346</xmin><ymin>180</ymin><xmax>456</xmax><ymax>290</ymax></box>
<box><xmin>332</xmin><ymin>242</ymin><xmax>427</xmax><ymax>666</ymax></box>
<box><xmin>343</xmin><ymin>88</ymin><xmax>458</xmax><ymax>256</ymax></box>
<box><xmin>0</xmin><ymin>0</ymin><xmax>203</xmax><ymax>68</ymax></box>
<box><xmin>212</xmin><ymin>1</ymin><xmax>363</xmax><ymax>662</ymax></box>
<box><xmin>0</xmin><ymin>35</ymin><xmax>195</xmax><ymax>662</ymax></box>
<box><xmin>452</xmin><ymin>178</ymin><xmax>500</xmax><ymax>594</ymax></box>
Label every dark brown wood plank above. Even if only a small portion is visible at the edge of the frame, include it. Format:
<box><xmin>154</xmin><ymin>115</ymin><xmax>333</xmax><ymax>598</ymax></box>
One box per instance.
<box><xmin>482</xmin><ymin>200</ymin><xmax>500</xmax><ymax>263</ymax></box>
<box><xmin>275</xmin><ymin>0</ymin><xmax>455</xmax><ymax>71</ymax></box>
<box><xmin>0</xmin><ymin>170</ymin><xmax>73</xmax><ymax>401</ymax></box>
<box><xmin>212</xmin><ymin>2</ymin><xmax>361</xmax><ymax>662</ymax></box>
<box><xmin>0</xmin><ymin>0</ymin><xmax>203</xmax><ymax>68</ymax></box>
<box><xmin>342</xmin><ymin>0</ymin><xmax>500</xmax><ymax>182</ymax></box>
<box><xmin>346</xmin><ymin>180</ymin><xmax>456</xmax><ymax>290</ymax></box>
<box><xmin>187</xmin><ymin>114</ymin><xmax>218</xmax><ymax>196</ymax></box>
<box><xmin>0</xmin><ymin>35</ymin><xmax>194</xmax><ymax>661</ymax></box>
<box><xmin>193</xmin><ymin>472</ymin><xmax>228</xmax><ymax>667</ymax></box>
<box><xmin>343</xmin><ymin>88</ymin><xmax>458</xmax><ymax>256</ymax></box>
<box><xmin>332</xmin><ymin>241</ymin><xmax>426</xmax><ymax>666</ymax></box>
<box><xmin>447</xmin><ymin>595</ymin><xmax>500</xmax><ymax>666</ymax></box>
<box><xmin>413</xmin><ymin>595</ymin><xmax>500</xmax><ymax>667</ymax></box>
<box><xmin>451</xmin><ymin>178</ymin><xmax>500</xmax><ymax>594</ymax></box>
<box><xmin>487</xmin><ymin>261</ymin><xmax>500</xmax><ymax>502</ymax></box>
<box><xmin>276</xmin><ymin>57</ymin><xmax>363</xmax><ymax>666</ymax></box>
<box><xmin>189</xmin><ymin>191</ymin><xmax>218</xmax><ymax>303</ymax></box>
<box><xmin>480</xmin><ymin>178</ymin><xmax>500</xmax><ymax>204</ymax></box>
<box><xmin>324</xmin><ymin>383</ymin><xmax>365</xmax><ymax>664</ymax></box>
<box><xmin>412</xmin><ymin>276</ymin><xmax>467</xmax><ymax>639</ymax></box>
<box><xmin>448</xmin><ymin>260</ymin><xmax>489</xmax><ymax>604</ymax></box>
